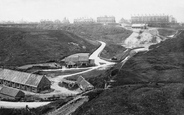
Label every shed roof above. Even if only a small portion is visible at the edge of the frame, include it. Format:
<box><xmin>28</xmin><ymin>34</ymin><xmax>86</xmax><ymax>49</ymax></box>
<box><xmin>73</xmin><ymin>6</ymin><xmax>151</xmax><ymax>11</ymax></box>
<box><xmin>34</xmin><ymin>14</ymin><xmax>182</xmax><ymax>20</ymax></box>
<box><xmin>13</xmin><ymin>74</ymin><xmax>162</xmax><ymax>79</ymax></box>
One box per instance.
<box><xmin>0</xmin><ymin>87</ymin><xmax>24</xmax><ymax>97</ymax></box>
<box><xmin>0</xmin><ymin>69</ymin><xmax>47</xmax><ymax>87</ymax></box>
<box><xmin>77</xmin><ymin>76</ymin><xmax>94</xmax><ymax>90</ymax></box>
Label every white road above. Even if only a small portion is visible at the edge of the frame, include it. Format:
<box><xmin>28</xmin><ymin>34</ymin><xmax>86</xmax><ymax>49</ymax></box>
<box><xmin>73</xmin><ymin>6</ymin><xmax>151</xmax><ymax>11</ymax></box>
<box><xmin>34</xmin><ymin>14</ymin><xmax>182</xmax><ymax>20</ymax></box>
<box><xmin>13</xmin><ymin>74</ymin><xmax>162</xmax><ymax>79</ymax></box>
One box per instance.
<box><xmin>89</xmin><ymin>41</ymin><xmax>115</xmax><ymax>66</ymax></box>
<box><xmin>0</xmin><ymin>101</ymin><xmax>50</xmax><ymax>109</ymax></box>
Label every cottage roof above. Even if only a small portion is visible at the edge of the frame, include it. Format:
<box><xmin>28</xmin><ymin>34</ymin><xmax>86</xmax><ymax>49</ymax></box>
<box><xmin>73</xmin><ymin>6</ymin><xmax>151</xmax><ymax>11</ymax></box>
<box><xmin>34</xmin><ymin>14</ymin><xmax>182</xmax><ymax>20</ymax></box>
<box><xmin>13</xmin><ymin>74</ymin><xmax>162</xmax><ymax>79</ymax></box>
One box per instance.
<box><xmin>80</xmin><ymin>80</ymin><xmax>93</xmax><ymax>89</ymax></box>
<box><xmin>0</xmin><ymin>86</ymin><xmax>24</xmax><ymax>97</ymax></box>
<box><xmin>77</xmin><ymin>76</ymin><xmax>94</xmax><ymax>90</ymax></box>
<box><xmin>0</xmin><ymin>69</ymin><xmax>46</xmax><ymax>87</ymax></box>
<box><xmin>65</xmin><ymin>53</ymin><xmax>89</xmax><ymax>62</ymax></box>
<box><xmin>67</xmin><ymin>61</ymin><xmax>76</xmax><ymax>65</ymax></box>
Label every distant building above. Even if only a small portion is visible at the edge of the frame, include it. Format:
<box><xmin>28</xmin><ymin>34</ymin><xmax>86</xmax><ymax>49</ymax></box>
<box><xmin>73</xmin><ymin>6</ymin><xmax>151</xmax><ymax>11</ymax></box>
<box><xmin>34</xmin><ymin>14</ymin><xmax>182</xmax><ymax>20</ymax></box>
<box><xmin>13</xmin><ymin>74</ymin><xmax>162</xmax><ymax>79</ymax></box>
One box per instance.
<box><xmin>62</xmin><ymin>17</ymin><xmax>70</xmax><ymax>24</ymax></box>
<box><xmin>63</xmin><ymin>53</ymin><xmax>92</xmax><ymax>68</ymax></box>
<box><xmin>131</xmin><ymin>14</ymin><xmax>177</xmax><ymax>27</ymax></box>
<box><xmin>97</xmin><ymin>16</ymin><xmax>116</xmax><ymax>24</ymax></box>
<box><xmin>0</xmin><ymin>86</ymin><xmax>25</xmax><ymax>100</ymax></box>
<box><xmin>0</xmin><ymin>69</ymin><xmax>51</xmax><ymax>93</ymax></box>
<box><xmin>119</xmin><ymin>18</ymin><xmax>131</xmax><ymax>27</ymax></box>
<box><xmin>119</xmin><ymin>18</ymin><xmax>130</xmax><ymax>24</ymax></box>
<box><xmin>54</xmin><ymin>19</ymin><xmax>62</xmax><ymax>24</ymax></box>
<box><xmin>76</xmin><ymin>76</ymin><xmax>94</xmax><ymax>91</ymax></box>
<box><xmin>73</xmin><ymin>17</ymin><xmax>94</xmax><ymax>24</ymax></box>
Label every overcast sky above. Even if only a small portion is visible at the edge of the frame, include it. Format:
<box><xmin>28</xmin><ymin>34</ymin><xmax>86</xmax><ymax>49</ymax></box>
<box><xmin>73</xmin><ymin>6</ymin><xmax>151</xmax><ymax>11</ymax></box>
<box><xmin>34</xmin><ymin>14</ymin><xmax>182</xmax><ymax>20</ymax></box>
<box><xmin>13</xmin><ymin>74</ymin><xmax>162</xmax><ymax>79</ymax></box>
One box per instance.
<box><xmin>0</xmin><ymin>0</ymin><xmax>184</xmax><ymax>22</ymax></box>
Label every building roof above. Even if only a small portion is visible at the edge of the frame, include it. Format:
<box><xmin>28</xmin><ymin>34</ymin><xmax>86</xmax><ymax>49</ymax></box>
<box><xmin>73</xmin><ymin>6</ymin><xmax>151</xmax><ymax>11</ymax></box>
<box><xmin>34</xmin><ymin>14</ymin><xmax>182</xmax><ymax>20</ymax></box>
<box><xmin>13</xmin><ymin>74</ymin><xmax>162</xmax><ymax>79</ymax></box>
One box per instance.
<box><xmin>77</xmin><ymin>76</ymin><xmax>94</xmax><ymax>90</ymax></box>
<box><xmin>0</xmin><ymin>86</ymin><xmax>24</xmax><ymax>97</ymax></box>
<box><xmin>0</xmin><ymin>69</ymin><xmax>46</xmax><ymax>87</ymax></box>
<box><xmin>67</xmin><ymin>61</ymin><xmax>76</xmax><ymax>65</ymax></box>
<box><xmin>64</xmin><ymin>53</ymin><xmax>90</xmax><ymax>62</ymax></box>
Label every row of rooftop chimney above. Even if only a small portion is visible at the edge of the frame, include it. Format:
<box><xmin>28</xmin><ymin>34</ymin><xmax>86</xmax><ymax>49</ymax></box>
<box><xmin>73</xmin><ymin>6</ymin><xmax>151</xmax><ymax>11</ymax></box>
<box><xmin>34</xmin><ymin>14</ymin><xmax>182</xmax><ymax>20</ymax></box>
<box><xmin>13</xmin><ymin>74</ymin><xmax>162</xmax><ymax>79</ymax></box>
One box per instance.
<box><xmin>0</xmin><ymin>14</ymin><xmax>177</xmax><ymax>24</ymax></box>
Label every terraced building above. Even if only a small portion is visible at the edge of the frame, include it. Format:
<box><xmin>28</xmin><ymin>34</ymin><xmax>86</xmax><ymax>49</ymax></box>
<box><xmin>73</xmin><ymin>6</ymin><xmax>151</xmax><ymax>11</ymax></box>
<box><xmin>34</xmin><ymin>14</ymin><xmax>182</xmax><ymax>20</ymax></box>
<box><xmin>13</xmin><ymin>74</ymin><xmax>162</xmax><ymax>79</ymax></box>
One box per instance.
<box><xmin>0</xmin><ymin>69</ymin><xmax>51</xmax><ymax>93</ymax></box>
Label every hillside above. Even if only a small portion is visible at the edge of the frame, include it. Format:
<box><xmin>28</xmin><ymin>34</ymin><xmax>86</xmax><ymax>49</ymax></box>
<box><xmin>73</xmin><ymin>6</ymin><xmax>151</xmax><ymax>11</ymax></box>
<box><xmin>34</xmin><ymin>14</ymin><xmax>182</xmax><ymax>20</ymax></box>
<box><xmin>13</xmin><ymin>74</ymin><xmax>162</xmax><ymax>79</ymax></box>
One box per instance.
<box><xmin>59</xmin><ymin>24</ymin><xmax>132</xmax><ymax>58</ymax></box>
<box><xmin>0</xmin><ymin>27</ymin><xmax>98</xmax><ymax>67</ymax></box>
<box><xmin>37</xmin><ymin>23</ymin><xmax>132</xmax><ymax>59</ymax></box>
<box><xmin>72</xmin><ymin>30</ymin><xmax>184</xmax><ymax>115</ymax></box>
<box><xmin>158</xmin><ymin>28</ymin><xmax>176</xmax><ymax>37</ymax></box>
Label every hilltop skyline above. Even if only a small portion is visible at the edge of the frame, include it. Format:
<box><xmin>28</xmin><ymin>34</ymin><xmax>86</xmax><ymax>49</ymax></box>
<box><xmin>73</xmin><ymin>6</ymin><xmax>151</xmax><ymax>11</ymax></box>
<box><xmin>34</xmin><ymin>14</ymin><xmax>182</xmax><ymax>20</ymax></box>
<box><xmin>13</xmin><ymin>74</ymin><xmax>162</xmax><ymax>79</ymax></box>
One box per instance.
<box><xmin>0</xmin><ymin>0</ymin><xmax>184</xmax><ymax>22</ymax></box>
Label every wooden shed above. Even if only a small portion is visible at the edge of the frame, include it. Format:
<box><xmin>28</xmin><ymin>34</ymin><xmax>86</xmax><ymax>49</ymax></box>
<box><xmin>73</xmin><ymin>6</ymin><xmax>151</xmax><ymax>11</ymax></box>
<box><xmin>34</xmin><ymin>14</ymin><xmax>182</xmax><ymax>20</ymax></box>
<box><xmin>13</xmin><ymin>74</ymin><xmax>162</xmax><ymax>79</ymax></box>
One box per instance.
<box><xmin>76</xmin><ymin>76</ymin><xmax>94</xmax><ymax>91</ymax></box>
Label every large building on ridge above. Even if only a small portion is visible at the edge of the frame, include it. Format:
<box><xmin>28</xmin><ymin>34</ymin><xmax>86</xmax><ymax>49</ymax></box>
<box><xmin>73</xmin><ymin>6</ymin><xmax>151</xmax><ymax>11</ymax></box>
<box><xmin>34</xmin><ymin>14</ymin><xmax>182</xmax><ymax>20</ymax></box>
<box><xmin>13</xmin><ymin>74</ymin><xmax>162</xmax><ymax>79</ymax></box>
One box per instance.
<box><xmin>131</xmin><ymin>14</ymin><xmax>177</xmax><ymax>27</ymax></box>
<box><xmin>97</xmin><ymin>16</ymin><xmax>116</xmax><ymax>24</ymax></box>
<box><xmin>73</xmin><ymin>17</ymin><xmax>94</xmax><ymax>24</ymax></box>
<box><xmin>0</xmin><ymin>69</ymin><xmax>51</xmax><ymax>93</ymax></box>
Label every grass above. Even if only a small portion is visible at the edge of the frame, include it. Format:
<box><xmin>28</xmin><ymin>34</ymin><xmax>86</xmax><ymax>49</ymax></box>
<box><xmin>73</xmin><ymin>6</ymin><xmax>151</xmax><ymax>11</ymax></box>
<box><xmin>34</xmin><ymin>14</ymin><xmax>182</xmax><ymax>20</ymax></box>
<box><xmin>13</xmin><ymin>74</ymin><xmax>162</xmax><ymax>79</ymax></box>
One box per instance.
<box><xmin>0</xmin><ymin>97</ymin><xmax>73</xmax><ymax>115</ymax></box>
<box><xmin>158</xmin><ymin>28</ymin><xmax>177</xmax><ymax>37</ymax></box>
<box><xmin>37</xmin><ymin>68</ymin><xmax>89</xmax><ymax>78</ymax></box>
<box><xmin>65</xmin><ymin>69</ymin><xmax>107</xmax><ymax>81</ymax></box>
<box><xmin>0</xmin><ymin>27</ymin><xmax>98</xmax><ymax>67</ymax></box>
<box><xmin>59</xmin><ymin>24</ymin><xmax>132</xmax><ymax>59</ymax></box>
<box><xmin>71</xmin><ymin>30</ymin><xmax>184</xmax><ymax>115</ymax></box>
<box><xmin>73</xmin><ymin>83</ymin><xmax>184</xmax><ymax>115</ymax></box>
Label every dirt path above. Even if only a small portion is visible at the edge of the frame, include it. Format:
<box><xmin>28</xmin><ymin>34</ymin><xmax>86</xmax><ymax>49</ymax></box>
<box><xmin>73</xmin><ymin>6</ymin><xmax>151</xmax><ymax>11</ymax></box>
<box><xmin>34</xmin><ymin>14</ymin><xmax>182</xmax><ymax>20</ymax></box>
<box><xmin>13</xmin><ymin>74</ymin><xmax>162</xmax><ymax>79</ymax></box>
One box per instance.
<box><xmin>47</xmin><ymin>96</ymin><xmax>88</xmax><ymax>115</ymax></box>
<box><xmin>0</xmin><ymin>101</ymin><xmax>50</xmax><ymax>109</ymax></box>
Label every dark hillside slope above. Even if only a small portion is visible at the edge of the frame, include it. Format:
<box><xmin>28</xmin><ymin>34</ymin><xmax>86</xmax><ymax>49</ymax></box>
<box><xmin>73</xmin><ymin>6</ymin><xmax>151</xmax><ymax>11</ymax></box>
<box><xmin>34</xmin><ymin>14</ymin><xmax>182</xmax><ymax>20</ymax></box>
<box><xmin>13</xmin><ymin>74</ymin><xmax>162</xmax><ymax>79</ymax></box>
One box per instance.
<box><xmin>60</xmin><ymin>24</ymin><xmax>132</xmax><ymax>58</ymax></box>
<box><xmin>158</xmin><ymin>28</ymin><xmax>176</xmax><ymax>37</ymax></box>
<box><xmin>0</xmin><ymin>27</ymin><xmax>97</xmax><ymax>67</ymax></box>
<box><xmin>74</xmin><ymin>84</ymin><xmax>184</xmax><ymax>115</ymax></box>
<box><xmin>72</xmin><ymin>30</ymin><xmax>184</xmax><ymax>115</ymax></box>
<box><xmin>119</xmin><ymin>30</ymin><xmax>184</xmax><ymax>83</ymax></box>
<box><xmin>60</xmin><ymin>24</ymin><xmax>132</xmax><ymax>43</ymax></box>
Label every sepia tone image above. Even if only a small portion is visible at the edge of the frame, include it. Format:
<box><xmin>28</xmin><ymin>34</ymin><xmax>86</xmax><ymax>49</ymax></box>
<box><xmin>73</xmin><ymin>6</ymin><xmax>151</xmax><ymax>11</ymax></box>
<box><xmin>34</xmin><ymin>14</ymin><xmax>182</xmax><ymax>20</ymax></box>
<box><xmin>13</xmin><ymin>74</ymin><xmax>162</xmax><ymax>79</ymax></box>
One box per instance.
<box><xmin>0</xmin><ymin>0</ymin><xmax>184</xmax><ymax>115</ymax></box>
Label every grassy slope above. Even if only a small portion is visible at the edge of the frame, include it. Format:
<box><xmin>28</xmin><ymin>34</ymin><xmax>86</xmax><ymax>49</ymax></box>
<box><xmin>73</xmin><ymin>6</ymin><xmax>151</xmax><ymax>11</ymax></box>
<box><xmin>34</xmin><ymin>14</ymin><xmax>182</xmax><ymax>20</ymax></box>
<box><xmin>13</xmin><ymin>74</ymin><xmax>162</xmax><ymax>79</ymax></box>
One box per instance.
<box><xmin>0</xmin><ymin>27</ymin><xmax>98</xmax><ymax>67</ymax></box>
<box><xmin>72</xmin><ymin>30</ymin><xmax>184</xmax><ymax>115</ymax></box>
<box><xmin>119</xmin><ymin>30</ymin><xmax>184</xmax><ymax>84</ymax></box>
<box><xmin>60</xmin><ymin>24</ymin><xmax>132</xmax><ymax>58</ymax></box>
<box><xmin>158</xmin><ymin>28</ymin><xmax>176</xmax><ymax>36</ymax></box>
<box><xmin>73</xmin><ymin>84</ymin><xmax>184</xmax><ymax>115</ymax></box>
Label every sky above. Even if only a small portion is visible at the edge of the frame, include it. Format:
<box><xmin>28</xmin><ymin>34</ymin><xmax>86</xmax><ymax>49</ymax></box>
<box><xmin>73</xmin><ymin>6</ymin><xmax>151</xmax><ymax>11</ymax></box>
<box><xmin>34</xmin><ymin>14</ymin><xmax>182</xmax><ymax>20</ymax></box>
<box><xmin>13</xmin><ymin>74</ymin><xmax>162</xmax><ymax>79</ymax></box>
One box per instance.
<box><xmin>0</xmin><ymin>0</ymin><xmax>184</xmax><ymax>22</ymax></box>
